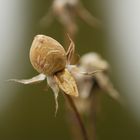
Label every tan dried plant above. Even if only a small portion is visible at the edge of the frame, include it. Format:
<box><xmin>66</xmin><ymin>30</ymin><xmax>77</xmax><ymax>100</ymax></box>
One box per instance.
<box><xmin>8</xmin><ymin>35</ymin><xmax>99</xmax><ymax>115</ymax></box>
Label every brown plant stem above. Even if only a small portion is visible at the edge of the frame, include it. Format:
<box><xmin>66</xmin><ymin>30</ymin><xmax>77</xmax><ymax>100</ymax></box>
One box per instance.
<box><xmin>65</xmin><ymin>94</ymin><xmax>89</xmax><ymax>140</ymax></box>
<box><xmin>89</xmin><ymin>94</ymin><xmax>97</xmax><ymax>140</ymax></box>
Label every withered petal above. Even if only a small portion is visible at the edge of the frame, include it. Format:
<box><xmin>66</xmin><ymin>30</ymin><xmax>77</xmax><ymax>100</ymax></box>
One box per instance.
<box><xmin>47</xmin><ymin>76</ymin><xmax>60</xmax><ymax>115</ymax></box>
<box><xmin>54</xmin><ymin>69</ymin><xmax>79</xmax><ymax>97</ymax></box>
<box><xmin>7</xmin><ymin>74</ymin><xmax>46</xmax><ymax>84</ymax></box>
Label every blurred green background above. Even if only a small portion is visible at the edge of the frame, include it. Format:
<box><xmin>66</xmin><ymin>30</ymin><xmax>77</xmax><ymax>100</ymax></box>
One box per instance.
<box><xmin>0</xmin><ymin>0</ymin><xmax>140</xmax><ymax>140</ymax></box>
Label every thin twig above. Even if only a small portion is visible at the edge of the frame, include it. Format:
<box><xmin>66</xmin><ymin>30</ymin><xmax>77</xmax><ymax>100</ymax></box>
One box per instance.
<box><xmin>65</xmin><ymin>94</ymin><xmax>89</xmax><ymax>140</ymax></box>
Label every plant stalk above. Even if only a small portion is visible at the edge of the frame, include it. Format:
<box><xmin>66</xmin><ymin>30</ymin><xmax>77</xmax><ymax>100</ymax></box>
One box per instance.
<box><xmin>65</xmin><ymin>94</ymin><xmax>89</xmax><ymax>140</ymax></box>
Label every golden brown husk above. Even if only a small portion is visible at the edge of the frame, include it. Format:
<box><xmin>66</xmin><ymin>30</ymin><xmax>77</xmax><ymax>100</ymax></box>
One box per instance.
<box><xmin>30</xmin><ymin>35</ymin><xmax>67</xmax><ymax>75</ymax></box>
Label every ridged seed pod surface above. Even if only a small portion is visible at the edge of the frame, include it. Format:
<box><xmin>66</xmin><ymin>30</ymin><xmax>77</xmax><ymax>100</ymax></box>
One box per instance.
<box><xmin>30</xmin><ymin>35</ymin><xmax>67</xmax><ymax>75</ymax></box>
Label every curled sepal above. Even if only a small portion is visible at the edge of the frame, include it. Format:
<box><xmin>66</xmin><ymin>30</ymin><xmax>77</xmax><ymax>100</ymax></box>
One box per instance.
<box><xmin>54</xmin><ymin>69</ymin><xmax>79</xmax><ymax>97</ymax></box>
<box><xmin>67</xmin><ymin>65</ymin><xmax>102</xmax><ymax>77</ymax></box>
<box><xmin>80</xmin><ymin>70</ymin><xmax>103</xmax><ymax>76</ymax></box>
<box><xmin>66</xmin><ymin>35</ymin><xmax>75</xmax><ymax>65</ymax></box>
<box><xmin>47</xmin><ymin>76</ymin><xmax>59</xmax><ymax>115</ymax></box>
<box><xmin>7</xmin><ymin>74</ymin><xmax>46</xmax><ymax>84</ymax></box>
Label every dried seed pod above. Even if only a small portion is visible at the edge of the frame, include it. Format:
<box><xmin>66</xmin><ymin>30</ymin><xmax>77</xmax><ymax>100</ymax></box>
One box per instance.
<box><xmin>30</xmin><ymin>35</ymin><xmax>67</xmax><ymax>75</ymax></box>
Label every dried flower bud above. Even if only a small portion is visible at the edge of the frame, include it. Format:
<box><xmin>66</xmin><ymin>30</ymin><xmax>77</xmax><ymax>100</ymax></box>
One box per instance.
<box><xmin>8</xmin><ymin>34</ymin><xmax>80</xmax><ymax>114</ymax></box>
<box><xmin>72</xmin><ymin>52</ymin><xmax>121</xmax><ymax>103</ymax></box>
<box><xmin>30</xmin><ymin>35</ymin><xmax>67</xmax><ymax>75</ymax></box>
<box><xmin>79</xmin><ymin>52</ymin><xmax>109</xmax><ymax>72</ymax></box>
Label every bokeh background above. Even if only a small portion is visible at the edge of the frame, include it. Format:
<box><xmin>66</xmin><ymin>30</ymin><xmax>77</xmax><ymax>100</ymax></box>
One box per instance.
<box><xmin>0</xmin><ymin>0</ymin><xmax>140</xmax><ymax>140</ymax></box>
